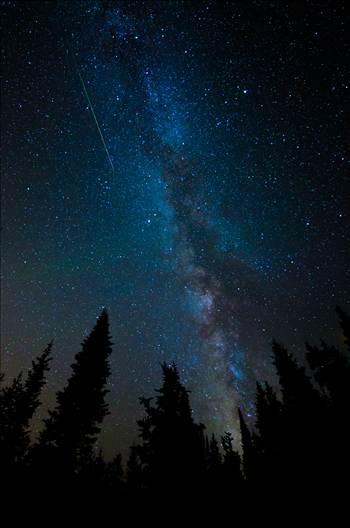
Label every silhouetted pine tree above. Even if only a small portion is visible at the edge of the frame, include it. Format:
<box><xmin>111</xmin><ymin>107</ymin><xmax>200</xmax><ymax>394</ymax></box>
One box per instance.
<box><xmin>305</xmin><ymin>309</ymin><xmax>350</xmax><ymax>405</ymax></box>
<box><xmin>0</xmin><ymin>342</ymin><xmax>52</xmax><ymax>476</ymax></box>
<box><xmin>272</xmin><ymin>340</ymin><xmax>319</xmax><ymax>410</ymax></box>
<box><xmin>238</xmin><ymin>408</ymin><xmax>255</xmax><ymax>484</ymax></box>
<box><xmin>306</xmin><ymin>340</ymin><xmax>350</xmax><ymax>404</ymax></box>
<box><xmin>305</xmin><ymin>308</ymin><xmax>350</xmax><ymax>482</ymax></box>
<box><xmin>135</xmin><ymin>362</ymin><xmax>206</xmax><ymax>493</ymax></box>
<box><xmin>272</xmin><ymin>340</ymin><xmax>323</xmax><ymax>485</ymax></box>
<box><xmin>79</xmin><ymin>448</ymin><xmax>107</xmax><ymax>491</ymax></box>
<box><xmin>78</xmin><ymin>449</ymin><xmax>124</xmax><ymax>495</ymax></box>
<box><xmin>106</xmin><ymin>453</ymin><xmax>124</xmax><ymax>491</ymax></box>
<box><xmin>126</xmin><ymin>444</ymin><xmax>143</xmax><ymax>492</ymax></box>
<box><xmin>0</xmin><ymin>374</ymin><xmax>26</xmax><ymax>472</ymax></box>
<box><xmin>336</xmin><ymin>305</ymin><xmax>350</xmax><ymax>351</ymax></box>
<box><xmin>254</xmin><ymin>381</ymin><xmax>283</xmax><ymax>482</ymax></box>
<box><xmin>221</xmin><ymin>431</ymin><xmax>243</xmax><ymax>492</ymax></box>
<box><xmin>37</xmin><ymin>309</ymin><xmax>112</xmax><ymax>481</ymax></box>
<box><xmin>206</xmin><ymin>433</ymin><xmax>222</xmax><ymax>490</ymax></box>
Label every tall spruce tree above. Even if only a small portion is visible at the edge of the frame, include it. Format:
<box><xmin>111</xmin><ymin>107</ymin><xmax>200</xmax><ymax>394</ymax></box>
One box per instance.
<box><xmin>336</xmin><ymin>305</ymin><xmax>350</xmax><ymax>351</ymax></box>
<box><xmin>238</xmin><ymin>408</ymin><xmax>255</xmax><ymax>484</ymax></box>
<box><xmin>78</xmin><ymin>449</ymin><xmax>124</xmax><ymax>495</ymax></box>
<box><xmin>272</xmin><ymin>340</ymin><xmax>324</xmax><ymax>485</ymax></box>
<box><xmin>254</xmin><ymin>381</ymin><xmax>283</xmax><ymax>481</ymax></box>
<box><xmin>305</xmin><ymin>308</ymin><xmax>350</xmax><ymax>482</ymax></box>
<box><xmin>272</xmin><ymin>340</ymin><xmax>319</xmax><ymax>410</ymax></box>
<box><xmin>255</xmin><ymin>382</ymin><xmax>282</xmax><ymax>445</ymax></box>
<box><xmin>38</xmin><ymin>309</ymin><xmax>112</xmax><ymax>478</ymax></box>
<box><xmin>126</xmin><ymin>444</ymin><xmax>143</xmax><ymax>492</ymax></box>
<box><xmin>136</xmin><ymin>362</ymin><xmax>206</xmax><ymax>492</ymax></box>
<box><xmin>0</xmin><ymin>342</ymin><xmax>52</xmax><ymax>473</ymax></box>
<box><xmin>306</xmin><ymin>340</ymin><xmax>350</xmax><ymax>403</ymax></box>
<box><xmin>221</xmin><ymin>431</ymin><xmax>243</xmax><ymax>492</ymax></box>
<box><xmin>306</xmin><ymin>308</ymin><xmax>350</xmax><ymax>404</ymax></box>
<box><xmin>206</xmin><ymin>433</ymin><xmax>222</xmax><ymax>484</ymax></box>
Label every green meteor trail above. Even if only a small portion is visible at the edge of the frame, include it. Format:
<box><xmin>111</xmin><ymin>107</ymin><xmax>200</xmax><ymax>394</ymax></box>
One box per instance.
<box><xmin>78</xmin><ymin>72</ymin><xmax>114</xmax><ymax>174</ymax></box>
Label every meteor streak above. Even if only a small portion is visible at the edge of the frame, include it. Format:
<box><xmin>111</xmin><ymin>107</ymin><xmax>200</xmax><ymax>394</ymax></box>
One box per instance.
<box><xmin>78</xmin><ymin>72</ymin><xmax>114</xmax><ymax>174</ymax></box>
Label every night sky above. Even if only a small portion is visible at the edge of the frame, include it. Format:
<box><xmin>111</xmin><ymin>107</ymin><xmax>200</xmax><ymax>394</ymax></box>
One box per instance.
<box><xmin>1</xmin><ymin>0</ymin><xmax>349</xmax><ymax>458</ymax></box>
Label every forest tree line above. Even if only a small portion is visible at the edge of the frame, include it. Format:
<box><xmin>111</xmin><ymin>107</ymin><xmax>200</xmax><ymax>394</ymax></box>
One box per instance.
<box><xmin>1</xmin><ymin>307</ymin><xmax>349</xmax><ymax>498</ymax></box>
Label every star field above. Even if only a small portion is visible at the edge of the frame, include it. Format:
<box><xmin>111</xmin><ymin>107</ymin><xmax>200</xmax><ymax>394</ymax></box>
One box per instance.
<box><xmin>1</xmin><ymin>0</ymin><xmax>349</xmax><ymax>457</ymax></box>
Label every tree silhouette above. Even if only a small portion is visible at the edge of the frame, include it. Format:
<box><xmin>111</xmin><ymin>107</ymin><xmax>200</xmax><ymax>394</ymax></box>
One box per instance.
<box><xmin>78</xmin><ymin>449</ymin><xmax>124</xmax><ymax>496</ymax></box>
<box><xmin>238</xmin><ymin>408</ymin><xmax>256</xmax><ymax>484</ymax></box>
<box><xmin>306</xmin><ymin>339</ymin><xmax>350</xmax><ymax>403</ymax></box>
<box><xmin>271</xmin><ymin>340</ymin><xmax>324</xmax><ymax>485</ymax></box>
<box><xmin>206</xmin><ymin>433</ymin><xmax>222</xmax><ymax>489</ymax></box>
<box><xmin>272</xmin><ymin>340</ymin><xmax>319</xmax><ymax>411</ymax></box>
<box><xmin>305</xmin><ymin>309</ymin><xmax>350</xmax><ymax>484</ymax></box>
<box><xmin>126</xmin><ymin>444</ymin><xmax>143</xmax><ymax>493</ymax></box>
<box><xmin>253</xmin><ymin>381</ymin><xmax>283</xmax><ymax>483</ymax></box>
<box><xmin>0</xmin><ymin>342</ymin><xmax>52</xmax><ymax>477</ymax></box>
<box><xmin>336</xmin><ymin>305</ymin><xmax>350</xmax><ymax>351</ymax></box>
<box><xmin>221</xmin><ymin>431</ymin><xmax>242</xmax><ymax>492</ymax></box>
<box><xmin>1</xmin><ymin>305</ymin><xmax>349</xmax><ymax>498</ymax></box>
<box><xmin>136</xmin><ymin>362</ymin><xmax>206</xmax><ymax>493</ymax></box>
<box><xmin>37</xmin><ymin>309</ymin><xmax>112</xmax><ymax>481</ymax></box>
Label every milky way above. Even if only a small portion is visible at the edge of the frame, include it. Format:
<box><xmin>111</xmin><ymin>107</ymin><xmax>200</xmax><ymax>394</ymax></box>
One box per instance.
<box><xmin>2</xmin><ymin>1</ymin><xmax>349</xmax><ymax>457</ymax></box>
